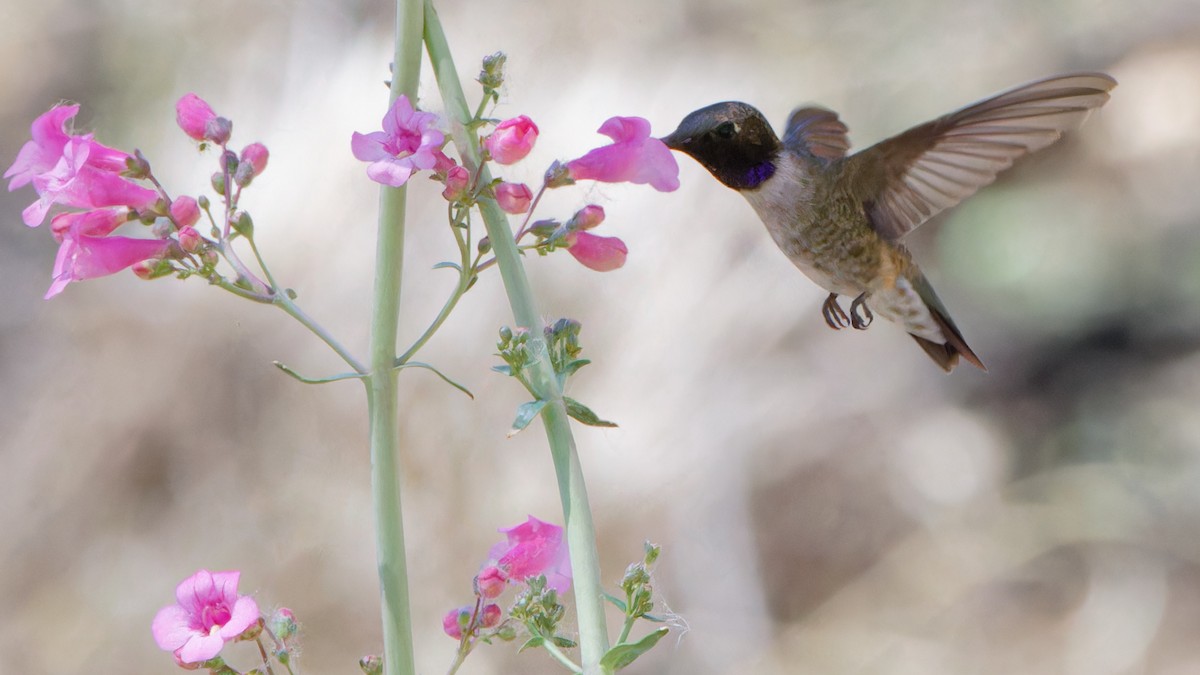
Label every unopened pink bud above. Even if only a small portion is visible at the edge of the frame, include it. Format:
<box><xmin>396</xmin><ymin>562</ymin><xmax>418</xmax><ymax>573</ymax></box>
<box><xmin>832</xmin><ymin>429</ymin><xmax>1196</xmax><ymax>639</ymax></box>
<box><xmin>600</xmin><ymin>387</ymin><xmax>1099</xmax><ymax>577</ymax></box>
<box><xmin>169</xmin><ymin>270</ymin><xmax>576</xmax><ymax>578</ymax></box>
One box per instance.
<box><xmin>240</xmin><ymin>143</ymin><xmax>269</xmax><ymax>177</ymax></box>
<box><xmin>495</xmin><ymin>182</ymin><xmax>532</xmax><ymax>215</ymax></box>
<box><xmin>131</xmin><ymin>259</ymin><xmax>159</xmax><ymax>280</ymax></box>
<box><xmin>568</xmin><ymin>205</ymin><xmax>605</xmax><ymax>231</ymax></box>
<box><xmin>178</xmin><ymin>226</ymin><xmax>202</xmax><ymax>253</ymax></box>
<box><xmin>483</xmin><ymin>116</ymin><xmax>538</xmax><ymax>165</ymax></box>
<box><xmin>176</xmin><ymin>94</ymin><xmax>218</xmax><ymax>142</ymax></box>
<box><xmin>442</xmin><ymin>165</ymin><xmax>470</xmax><ymax>201</ymax></box>
<box><xmin>442</xmin><ymin>606</ymin><xmax>470</xmax><ymax>640</ymax></box>
<box><xmin>270</xmin><ymin>607</ymin><xmax>298</xmax><ymax>640</ymax></box>
<box><xmin>170</xmin><ymin>196</ymin><xmax>201</xmax><ymax>227</ymax></box>
<box><xmin>477</xmin><ymin>566</ymin><xmax>507</xmax><ymax>599</ymax></box>
<box><xmin>479</xmin><ymin>604</ymin><xmax>502</xmax><ymax>629</ymax></box>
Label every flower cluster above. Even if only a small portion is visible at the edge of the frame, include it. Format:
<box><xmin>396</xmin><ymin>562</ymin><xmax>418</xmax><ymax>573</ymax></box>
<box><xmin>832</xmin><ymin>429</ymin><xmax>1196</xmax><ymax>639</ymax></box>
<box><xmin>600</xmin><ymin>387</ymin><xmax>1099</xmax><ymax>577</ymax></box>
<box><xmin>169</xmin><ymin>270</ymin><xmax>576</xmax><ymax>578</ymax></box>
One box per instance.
<box><xmin>442</xmin><ymin>516</ymin><xmax>571</xmax><ymax>646</ymax></box>
<box><xmin>350</xmin><ymin>90</ymin><xmax>679</xmax><ymax>274</ymax></box>
<box><xmin>5</xmin><ymin>95</ymin><xmax>271</xmax><ymax>299</ymax></box>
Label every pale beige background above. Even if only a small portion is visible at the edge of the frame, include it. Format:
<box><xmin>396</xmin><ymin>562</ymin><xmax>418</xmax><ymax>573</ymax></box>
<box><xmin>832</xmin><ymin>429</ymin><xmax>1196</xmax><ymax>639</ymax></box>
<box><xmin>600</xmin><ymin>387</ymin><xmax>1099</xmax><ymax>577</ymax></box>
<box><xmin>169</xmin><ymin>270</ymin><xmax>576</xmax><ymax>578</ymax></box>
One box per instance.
<box><xmin>3</xmin><ymin>1</ymin><xmax>1200</xmax><ymax>673</ymax></box>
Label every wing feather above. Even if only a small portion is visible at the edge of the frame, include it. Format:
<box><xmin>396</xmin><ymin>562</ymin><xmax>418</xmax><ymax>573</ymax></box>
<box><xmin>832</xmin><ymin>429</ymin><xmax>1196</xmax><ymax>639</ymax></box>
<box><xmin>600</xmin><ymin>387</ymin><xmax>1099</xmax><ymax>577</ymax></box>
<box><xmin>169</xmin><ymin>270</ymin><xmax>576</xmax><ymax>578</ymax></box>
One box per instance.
<box><xmin>848</xmin><ymin>72</ymin><xmax>1116</xmax><ymax>241</ymax></box>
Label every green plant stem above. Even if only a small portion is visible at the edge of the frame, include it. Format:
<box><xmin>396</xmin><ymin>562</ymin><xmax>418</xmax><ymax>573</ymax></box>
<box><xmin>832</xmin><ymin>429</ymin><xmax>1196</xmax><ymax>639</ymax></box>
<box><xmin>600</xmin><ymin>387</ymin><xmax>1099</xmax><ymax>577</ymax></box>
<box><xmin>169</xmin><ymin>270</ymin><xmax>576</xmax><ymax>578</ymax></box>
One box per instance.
<box><xmin>366</xmin><ymin>1</ymin><xmax>424</xmax><ymax>675</ymax></box>
<box><xmin>423</xmin><ymin>3</ymin><xmax>612</xmax><ymax>673</ymax></box>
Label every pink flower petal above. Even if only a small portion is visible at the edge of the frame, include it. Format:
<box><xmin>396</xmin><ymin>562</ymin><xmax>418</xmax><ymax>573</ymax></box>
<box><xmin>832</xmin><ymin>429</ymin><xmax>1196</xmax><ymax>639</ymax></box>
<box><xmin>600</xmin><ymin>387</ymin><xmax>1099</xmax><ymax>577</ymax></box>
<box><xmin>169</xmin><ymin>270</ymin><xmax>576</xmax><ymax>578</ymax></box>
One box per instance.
<box><xmin>151</xmin><ymin>604</ymin><xmax>196</xmax><ymax>651</ymax></box>
<box><xmin>567</xmin><ymin>232</ymin><xmax>628</xmax><ymax>272</ymax></box>
<box><xmin>177</xmin><ymin>632</ymin><xmax>226</xmax><ymax>664</ymax></box>
<box><xmin>218</xmin><ymin>595</ymin><xmax>260</xmax><ymax>639</ymax></box>
<box><xmin>566</xmin><ymin>116</ymin><xmax>679</xmax><ymax>192</ymax></box>
<box><xmin>351</xmin><ymin>95</ymin><xmax>445</xmax><ymax>187</ymax></box>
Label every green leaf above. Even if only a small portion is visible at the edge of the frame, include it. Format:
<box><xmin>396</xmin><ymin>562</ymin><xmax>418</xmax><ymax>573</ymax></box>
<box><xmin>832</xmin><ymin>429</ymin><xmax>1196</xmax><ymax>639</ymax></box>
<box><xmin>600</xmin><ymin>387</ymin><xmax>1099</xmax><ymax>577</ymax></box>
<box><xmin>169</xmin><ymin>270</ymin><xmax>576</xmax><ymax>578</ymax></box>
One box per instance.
<box><xmin>642</xmin><ymin>613</ymin><xmax>667</xmax><ymax>623</ymax></box>
<box><xmin>551</xmin><ymin>635</ymin><xmax>578</xmax><ymax>649</ymax></box>
<box><xmin>273</xmin><ymin>361</ymin><xmax>364</xmax><ymax>385</ymax></box>
<box><xmin>560</xmin><ymin>358</ymin><xmax>591</xmax><ymax>379</ymax></box>
<box><xmin>509</xmin><ymin>400</ymin><xmax>547</xmax><ymax>436</ymax></box>
<box><xmin>518</xmin><ymin>636</ymin><xmax>545</xmax><ymax>653</ymax></box>
<box><xmin>602</xmin><ymin>592</ymin><xmax>628</xmax><ymax>612</ymax></box>
<box><xmin>432</xmin><ymin>261</ymin><xmax>462</xmax><ymax>272</ymax></box>
<box><xmin>394</xmin><ymin>361</ymin><xmax>474</xmax><ymax>399</ymax></box>
<box><xmin>491</xmin><ymin>364</ymin><xmax>513</xmax><ymax>376</ymax></box>
<box><xmin>563</xmin><ymin>397</ymin><xmax>617</xmax><ymax>428</ymax></box>
<box><xmin>599</xmin><ymin>628</ymin><xmax>669</xmax><ymax>671</ymax></box>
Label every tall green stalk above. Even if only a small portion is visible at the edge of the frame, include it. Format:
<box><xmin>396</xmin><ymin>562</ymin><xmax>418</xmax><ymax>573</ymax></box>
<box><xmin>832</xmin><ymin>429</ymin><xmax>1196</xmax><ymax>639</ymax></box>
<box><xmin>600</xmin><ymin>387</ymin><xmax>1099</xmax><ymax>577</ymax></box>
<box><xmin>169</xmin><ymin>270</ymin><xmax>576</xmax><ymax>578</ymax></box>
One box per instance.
<box><xmin>423</xmin><ymin>3</ymin><xmax>613</xmax><ymax>673</ymax></box>
<box><xmin>366</xmin><ymin>1</ymin><xmax>424</xmax><ymax>674</ymax></box>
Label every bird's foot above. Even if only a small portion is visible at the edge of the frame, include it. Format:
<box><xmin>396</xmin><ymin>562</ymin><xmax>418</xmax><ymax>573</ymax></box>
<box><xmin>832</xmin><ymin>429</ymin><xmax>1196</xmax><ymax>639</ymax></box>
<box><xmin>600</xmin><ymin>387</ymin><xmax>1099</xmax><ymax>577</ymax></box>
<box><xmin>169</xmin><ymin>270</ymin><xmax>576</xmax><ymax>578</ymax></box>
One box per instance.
<box><xmin>850</xmin><ymin>293</ymin><xmax>873</xmax><ymax>330</ymax></box>
<box><xmin>822</xmin><ymin>293</ymin><xmax>850</xmax><ymax>330</ymax></box>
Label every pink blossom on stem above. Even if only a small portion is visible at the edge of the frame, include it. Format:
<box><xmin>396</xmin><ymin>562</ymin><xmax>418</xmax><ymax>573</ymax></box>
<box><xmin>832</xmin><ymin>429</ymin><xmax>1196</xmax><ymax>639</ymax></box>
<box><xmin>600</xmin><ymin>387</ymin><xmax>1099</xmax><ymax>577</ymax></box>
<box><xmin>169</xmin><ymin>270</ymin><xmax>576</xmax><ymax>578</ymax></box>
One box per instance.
<box><xmin>442</xmin><ymin>606</ymin><xmax>470</xmax><ymax>640</ymax></box>
<box><xmin>566</xmin><ymin>116</ymin><xmax>680</xmax><ymax>192</ymax></box>
<box><xmin>4</xmin><ymin>104</ymin><xmax>129</xmax><ymax>192</ymax></box>
<box><xmin>567</xmin><ymin>231</ymin><xmax>628</xmax><ymax>272</ymax></box>
<box><xmin>483</xmin><ymin>115</ymin><xmax>538</xmax><ymax>165</ymax></box>
<box><xmin>49</xmin><ymin>207</ymin><xmax>129</xmax><ymax>242</ymax></box>
<box><xmin>151</xmin><ymin>569</ymin><xmax>260</xmax><ymax>665</ymax></box>
<box><xmin>485</xmin><ymin>515</ymin><xmax>572</xmax><ymax>593</ymax></box>
<box><xmin>239</xmin><ymin>143</ymin><xmax>269</xmax><ymax>178</ymax></box>
<box><xmin>46</xmin><ymin>211</ymin><xmax>171</xmax><ymax>298</ymax></box>
<box><xmin>479</xmin><ymin>604</ymin><xmax>502</xmax><ymax>629</ymax></box>
<box><xmin>170</xmin><ymin>196</ymin><xmax>201</xmax><ymax>227</ymax></box>
<box><xmin>351</xmin><ymin>95</ymin><xmax>445</xmax><ymax>187</ymax></box>
<box><xmin>442</xmin><ymin>165</ymin><xmax>470</xmax><ymax>201</ymax></box>
<box><xmin>175</xmin><ymin>94</ymin><xmax>231</xmax><ymax>143</ymax></box>
<box><xmin>22</xmin><ymin>137</ymin><xmax>158</xmax><ymax>226</ymax></box>
<box><xmin>476</xmin><ymin>566</ymin><xmax>506</xmax><ymax>599</ymax></box>
<box><xmin>567</xmin><ymin>204</ymin><xmax>605</xmax><ymax>231</ymax></box>
<box><xmin>178</xmin><ymin>226</ymin><xmax>202</xmax><ymax>253</ymax></box>
<box><xmin>494</xmin><ymin>181</ymin><xmax>532</xmax><ymax>214</ymax></box>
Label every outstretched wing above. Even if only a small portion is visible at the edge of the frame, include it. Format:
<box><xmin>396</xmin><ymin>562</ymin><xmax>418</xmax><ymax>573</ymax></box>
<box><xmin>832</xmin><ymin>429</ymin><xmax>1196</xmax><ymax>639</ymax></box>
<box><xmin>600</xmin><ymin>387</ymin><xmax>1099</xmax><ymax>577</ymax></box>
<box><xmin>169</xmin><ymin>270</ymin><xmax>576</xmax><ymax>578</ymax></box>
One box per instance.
<box><xmin>847</xmin><ymin>72</ymin><xmax>1116</xmax><ymax>241</ymax></box>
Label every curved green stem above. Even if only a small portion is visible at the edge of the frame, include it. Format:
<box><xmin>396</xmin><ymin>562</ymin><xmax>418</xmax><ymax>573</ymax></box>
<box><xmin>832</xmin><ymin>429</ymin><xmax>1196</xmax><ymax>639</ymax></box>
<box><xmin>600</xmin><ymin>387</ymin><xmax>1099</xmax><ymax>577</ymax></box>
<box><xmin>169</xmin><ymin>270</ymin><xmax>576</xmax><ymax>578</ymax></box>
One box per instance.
<box><xmin>424</xmin><ymin>4</ymin><xmax>612</xmax><ymax>673</ymax></box>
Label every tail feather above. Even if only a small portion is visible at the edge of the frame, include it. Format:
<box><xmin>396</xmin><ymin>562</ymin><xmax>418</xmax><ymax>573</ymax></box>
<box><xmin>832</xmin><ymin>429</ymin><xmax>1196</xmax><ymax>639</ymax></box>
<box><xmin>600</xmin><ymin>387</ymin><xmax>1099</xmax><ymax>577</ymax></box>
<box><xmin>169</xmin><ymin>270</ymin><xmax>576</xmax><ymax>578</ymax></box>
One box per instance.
<box><xmin>910</xmin><ymin>275</ymin><xmax>987</xmax><ymax>373</ymax></box>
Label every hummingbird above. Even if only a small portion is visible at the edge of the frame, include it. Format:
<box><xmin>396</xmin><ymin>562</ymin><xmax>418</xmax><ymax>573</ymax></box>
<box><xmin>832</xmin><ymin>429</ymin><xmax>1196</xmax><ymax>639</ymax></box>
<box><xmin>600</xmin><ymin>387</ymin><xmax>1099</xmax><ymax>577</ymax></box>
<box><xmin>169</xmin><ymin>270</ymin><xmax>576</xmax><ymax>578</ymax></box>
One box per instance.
<box><xmin>662</xmin><ymin>72</ymin><xmax>1116</xmax><ymax>372</ymax></box>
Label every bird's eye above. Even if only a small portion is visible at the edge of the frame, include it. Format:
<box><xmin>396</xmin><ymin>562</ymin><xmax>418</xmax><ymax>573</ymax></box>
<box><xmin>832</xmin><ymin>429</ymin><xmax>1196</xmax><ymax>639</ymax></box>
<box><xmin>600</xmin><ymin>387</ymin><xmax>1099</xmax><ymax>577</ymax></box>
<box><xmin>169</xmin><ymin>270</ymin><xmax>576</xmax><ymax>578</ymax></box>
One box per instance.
<box><xmin>715</xmin><ymin>122</ymin><xmax>737</xmax><ymax>139</ymax></box>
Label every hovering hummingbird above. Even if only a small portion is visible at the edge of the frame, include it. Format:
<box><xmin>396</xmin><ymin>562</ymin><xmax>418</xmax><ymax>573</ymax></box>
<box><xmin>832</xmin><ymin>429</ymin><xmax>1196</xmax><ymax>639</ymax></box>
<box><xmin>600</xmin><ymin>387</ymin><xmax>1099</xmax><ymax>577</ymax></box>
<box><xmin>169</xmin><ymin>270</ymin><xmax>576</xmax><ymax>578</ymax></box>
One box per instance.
<box><xmin>662</xmin><ymin>72</ymin><xmax>1116</xmax><ymax>372</ymax></box>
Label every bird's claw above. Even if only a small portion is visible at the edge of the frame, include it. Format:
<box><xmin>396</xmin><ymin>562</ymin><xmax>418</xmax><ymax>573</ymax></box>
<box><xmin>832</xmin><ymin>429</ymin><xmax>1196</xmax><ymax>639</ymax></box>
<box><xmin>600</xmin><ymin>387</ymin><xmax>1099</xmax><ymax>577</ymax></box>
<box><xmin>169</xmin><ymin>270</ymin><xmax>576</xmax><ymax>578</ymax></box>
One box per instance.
<box><xmin>850</xmin><ymin>293</ymin><xmax>873</xmax><ymax>330</ymax></box>
<box><xmin>822</xmin><ymin>293</ymin><xmax>850</xmax><ymax>330</ymax></box>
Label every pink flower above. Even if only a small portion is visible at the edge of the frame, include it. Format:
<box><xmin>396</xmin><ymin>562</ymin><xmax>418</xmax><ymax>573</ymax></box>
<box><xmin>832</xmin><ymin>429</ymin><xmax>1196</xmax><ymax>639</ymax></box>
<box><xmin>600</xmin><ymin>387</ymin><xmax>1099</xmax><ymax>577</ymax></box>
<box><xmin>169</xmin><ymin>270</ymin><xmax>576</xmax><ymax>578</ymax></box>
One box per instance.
<box><xmin>351</xmin><ymin>95</ymin><xmax>445</xmax><ymax>187</ymax></box>
<box><xmin>4</xmin><ymin>104</ymin><xmax>128</xmax><ymax>192</ymax></box>
<box><xmin>567</xmin><ymin>232</ymin><xmax>628</xmax><ymax>272</ymax></box>
<box><xmin>566</xmin><ymin>117</ymin><xmax>679</xmax><ymax>192</ymax></box>
<box><xmin>567</xmin><ymin>205</ymin><xmax>605</xmax><ymax>231</ymax></box>
<box><xmin>476</xmin><ymin>566</ymin><xmax>506</xmax><ymax>599</ymax></box>
<box><xmin>485</xmin><ymin>516</ymin><xmax>572</xmax><ymax>594</ymax></box>
<box><xmin>483</xmin><ymin>116</ymin><xmax>538</xmax><ymax>165</ymax></box>
<box><xmin>494</xmin><ymin>181</ymin><xmax>532</xmax><ymax>214</ymax></box>
<box><xmin>170</xmin><ymin>196</ymin><xmax>200</xmax><ymax>227</ymax></box>
<box><xmin>46</xmin><ymin>210</ymin><xmax>171</xmax><ymax>299</ymax></box>
<box><xmin>21</xmin><ymin>137</ymin><xmax>158</xmax><ymax>226</ymax></box>
<box><xmin>240</xmin><ymin>143</ymin><xmax>269</xmax><ymax>177</ymax></box>
<box><xmin>479</xmin><ymin>603</ymin><xmax>502</xmax><ymax>629</ymax></box>
<box><xmin>175</xmin><ymin>94</ymin><xmax>230</xmax><ymax>144</ymax></box>
<box><xmin>152</xmin><ymin>569</ymin><xmax>260</xmax><ymax>665</ymax></box>
<box><xmin>443</xmin><ymin>606</ymin><xmax>469</xmax><ymax>640</ymax></box>
<box><xmin>442</xmin><ymin>165</ymin><xmax>470</xmax><ymax>201</ymax></box>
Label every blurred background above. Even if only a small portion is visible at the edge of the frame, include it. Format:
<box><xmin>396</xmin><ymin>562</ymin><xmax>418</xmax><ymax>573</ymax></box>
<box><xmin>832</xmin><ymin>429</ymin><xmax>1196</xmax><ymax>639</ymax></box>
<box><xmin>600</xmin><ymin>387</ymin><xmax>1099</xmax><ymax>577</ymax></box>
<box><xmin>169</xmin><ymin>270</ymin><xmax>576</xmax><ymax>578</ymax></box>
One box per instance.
<box><xmin>2</xmin><ymin>0</ymin><xmax>1200</xmax><ymax>673</ymax></box>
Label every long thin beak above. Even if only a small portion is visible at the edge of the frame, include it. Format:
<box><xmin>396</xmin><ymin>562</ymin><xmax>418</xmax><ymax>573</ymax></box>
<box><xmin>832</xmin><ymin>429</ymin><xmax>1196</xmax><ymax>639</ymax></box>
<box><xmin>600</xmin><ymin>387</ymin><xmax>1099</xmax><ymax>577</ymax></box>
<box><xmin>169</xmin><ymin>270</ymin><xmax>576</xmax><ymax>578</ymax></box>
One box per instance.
<box><xmin>660</xmin><ymin>130</ymin><xmax>687</xmax><ymax>150</ymax></box>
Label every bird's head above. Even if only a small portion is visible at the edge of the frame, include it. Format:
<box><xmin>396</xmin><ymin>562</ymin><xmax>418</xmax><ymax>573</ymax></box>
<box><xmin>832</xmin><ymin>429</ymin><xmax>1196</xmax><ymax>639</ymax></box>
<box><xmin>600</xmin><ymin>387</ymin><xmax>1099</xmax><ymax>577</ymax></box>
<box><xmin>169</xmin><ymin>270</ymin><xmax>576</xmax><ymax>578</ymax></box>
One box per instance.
<box><xmin>661</xmin><ymin>102</ymin><xmax>781</xmax><ymax>190</ymax></box>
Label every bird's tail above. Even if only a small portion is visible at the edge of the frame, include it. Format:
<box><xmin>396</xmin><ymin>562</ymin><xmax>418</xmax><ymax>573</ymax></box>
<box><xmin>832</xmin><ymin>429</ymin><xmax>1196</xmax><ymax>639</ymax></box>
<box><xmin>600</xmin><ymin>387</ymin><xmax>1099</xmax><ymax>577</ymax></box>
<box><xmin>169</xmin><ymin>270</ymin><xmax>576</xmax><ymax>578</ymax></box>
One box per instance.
<box><xmin>910</xmin><ymin>275</ymin><xmax>986</xmax><ymax>373</ymax></box>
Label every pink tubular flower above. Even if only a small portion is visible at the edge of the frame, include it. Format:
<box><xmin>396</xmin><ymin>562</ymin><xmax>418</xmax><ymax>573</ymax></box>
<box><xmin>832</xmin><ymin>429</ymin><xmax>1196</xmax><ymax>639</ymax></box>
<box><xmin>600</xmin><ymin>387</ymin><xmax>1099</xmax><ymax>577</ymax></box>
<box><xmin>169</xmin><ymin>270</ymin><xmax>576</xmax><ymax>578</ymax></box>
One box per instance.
<box><xmin>567</xmin><ymin>231</ymin><xmax>628</xmax><ymax>272</ymax></box>
<box><xmin>46</xmin><ymin>226</ymin><xmax>171</xmax><ymax>299</ymax></box>
<box><xmin>494</xmin><ymin>181</ymin><xmax>532</xmax><ymax>214</ymax></box>
<box><xmin>22</xmin><ymin>137</ymin><xmax>158</xmax><ymax>227</ymax></box>
<box><xmin>151</xmin><ymin>569</ymin><xmax>260</xmax><ymax>665</ymax></box>
<box><xmin>566</xmin><ymin>117</ymin><xmax>680</xmax><ymax>192</ymax></box>
<box><xmin>49</xmin><ymin>207</ymin><xmax>129</xmax><ymax>242</ymax></box>
<box><xmin>5</xmin><ymin>104</ymin><xmax>129</xmax><ymax>193</ymax></box>
<box><xmin>485</xmin><ymin>515</ymin><xmax>572</xmax><ymax>593</ymax></box>
<box><xmin>351</xmin><ymin>95</ymin><xmax>445</xmax><ymax>187</ymax></box>
<box><xmin>483</xmin><ymin>116</ymin><xmax>538</xmax><ymax>165</ymax></box>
